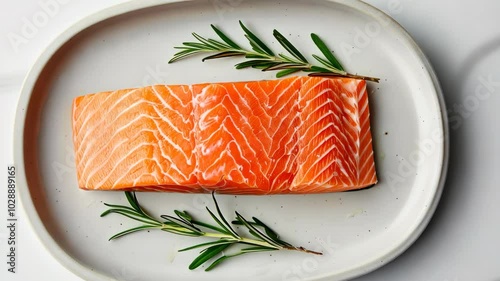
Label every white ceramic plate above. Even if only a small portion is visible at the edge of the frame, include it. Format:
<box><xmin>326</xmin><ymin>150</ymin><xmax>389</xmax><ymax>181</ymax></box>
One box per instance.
<box><xmin>14</xmin><ymin>0</ymin><xmax>448</xmax><ymax>280</ymax></box>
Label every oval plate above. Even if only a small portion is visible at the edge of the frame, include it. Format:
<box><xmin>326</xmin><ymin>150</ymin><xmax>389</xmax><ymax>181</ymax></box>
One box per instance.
<box><xmin>14</xmin><ymin>0</ymin><xmax>448</xmax><ymax>280</ymax></box>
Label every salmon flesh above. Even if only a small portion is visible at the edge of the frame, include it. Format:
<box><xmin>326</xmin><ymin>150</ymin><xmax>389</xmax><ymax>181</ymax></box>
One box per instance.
<box><xmin>72</xmin><ymin>76</ymin><xmax>377</xmax><ymax>194</ymax></box>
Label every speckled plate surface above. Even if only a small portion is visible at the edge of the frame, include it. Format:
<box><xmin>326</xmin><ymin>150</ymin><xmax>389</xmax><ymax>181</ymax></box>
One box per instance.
<box><xmin>14</xmin><ymin>0</ymin><xmax>447</xmax><ymax>280</ymax></box>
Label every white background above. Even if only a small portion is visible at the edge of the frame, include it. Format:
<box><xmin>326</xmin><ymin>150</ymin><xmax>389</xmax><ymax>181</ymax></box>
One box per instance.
<box><xmin>1</xmin><ymin>0</ymin><xmax>500</xmax><ymax>280</ymax></box>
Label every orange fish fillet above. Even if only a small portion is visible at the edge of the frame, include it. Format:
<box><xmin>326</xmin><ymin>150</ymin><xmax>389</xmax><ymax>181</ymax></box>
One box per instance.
<box><xmin>72</xmin><ymin>76</ymin><xmax>377</xmax><ymax>194</ymax></box>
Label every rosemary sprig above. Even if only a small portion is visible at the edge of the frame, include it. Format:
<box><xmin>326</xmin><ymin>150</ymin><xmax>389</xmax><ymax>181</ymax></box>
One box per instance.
<box><xmin>169</xmin><ymin>21</ymin><xmax>379</xmax><ymax>82</ymax></box>
<box><xmin>101</xmin><ymin>192</ymin><xmax>321</xmax><ymax>271</ymax></box>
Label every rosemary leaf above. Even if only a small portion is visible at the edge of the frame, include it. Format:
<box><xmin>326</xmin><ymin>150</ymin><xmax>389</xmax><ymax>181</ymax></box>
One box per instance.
<box><xmin>160</xmin><ymin>228</ymin><xmax>203</xmax><ymax>237</ymax></box>
<box><xmin>161</xmin><ymin>214</ymin><xmax>187</xmax><ymax>226</ymax></box>
<box><xmin>240</xmin><ymin>246</ymin><xmax>278</xmax><ymax>253</ymax></box>
<box><xmin>182</xmin><ymin>41</ymin><xmax>212</xmax><ymax>50</ymax></box>
<box><xmin>161</xmin><ymin>215</ymin><xmax>201</xmax><ymax>233</ymax></box>
<box><xmin>311</xmin><ymin>54</ymin><xmax>342</xmax><ymax>73</ymax></box>
<box><xmin>102</xmin><ymin>202</ymin><xmax>137</xmax><ymax>213</ymax></box>
<box><xmin>191</xmin><ymin>220</ymin><xmax>228</xmax><ymax>234</ymax></box>
<box><xmin>251</xmin><ymin>217</ymin><xmax>292</xmax><ymax>247</ymax></box>
<box><xmin>245</xmin><ymin>35</ymin><xmax>267</xmax><ymax>56</ymax></box>
<box><xmin>235</xmin><ymin>211</ymin><xmax>280</xmax><ymax>248</ymax></box>
<box><xmin>175</xmin><ymin>210</ymin><xmax>193</xmax><ymax>222</ymax></box>
<box><xmin>308</xmin><ymin>65</ymin><xmax>334</xmax><ymax>73</ymax></box>
<box><xmin>278</xmin><ymin>53</ymin><xmax>300</xmax><ymax>63</ymax></box>
<box><xmin>312</xmin><ymin>54</ymin><xmax>333</xmax><ymax>68</ymax></box>
<box><xmin>179</xmin><ymin>239</ymin><xmax>235</xmax><ymax>252</ymax></box>
<box><xmin>251</xmin><ymin>63</ymin><xmax>280</xmax><ymax>70</ymax></box>
<box><xmin>245</xmin><ymin>53</ymin><xmax>269</xmax><ymax>59</ymax></box>
<box><xmin>173</xmin><ymin>46</ymin><xmax>198</xmax><ymax>50</ymax></box>
<box><xmin>235</xmin><ymin>60</ymin><xmax>275</xmax><ymax>69</ymax></box>
<box><xmin>108</xmin><ymin>225</ymin><xmax>158</xmax><ymax>241</ymax></box>
<box><xmin>202</xmin><ymin>51</ymin><xmax>244</xmax><ymax>61</ymax></box>
<box><xmin>192</xmin><ymin>32</ymin><xmax>222</xmax><ymax>50</ymax></box>
<box><xmin>262</xmin><ymin>63</ymin><xmax>307</xmax><ymax>71</ymax></box>
<box><xmin>211</xmin><ymin>192</ymin><xmax>239</xmax><ymax>238</ymax></box>
<box><xmin>239</xmin><ymin>21</ymin><xmax>275</xmax><ymax>56</ymax></box>
<box><xmin>311</xmin><ymin>33</ymin><xmax>344</xmax><ymax>71</ymax></box>
<box><xmin>102</xmin><ymin>208</ymin><xmax>160</xmax><ymax>226</ymax></box>
<box><xmin>276</xmin><ymin>68</ymin><xmax>302</xmax><ymax>78</ymax></box>
<box><xmin>273</xmin><ymin>29</ymin><xmax>308</xmax><ymax>63</ymax></box>
<box><xmin>125</xmin><ymin>191</ymin><xmax>142</xmax><ymax>213</ymax></box>
<box><xmin>206</xmin><ymin>207</ymin><xmax>236</xmax><ymax>237</ymax></box>
<box><xmin>204</xmin><ymin>255</ymin><xmax>237</xmax><ymax>271</ymax></box>
<box><xmin>211</xmin><ymin>24</ymin><xmax>241</xmax><ymax>49</ymax></box>
<box><xmin>169</xmin><ymin>48</ymin><xmax>204</xmax><ymax>63</ymax></box>
<box><xmin>189</xmin><ymin>244</ymin><xmax>231</xmax><ymax>270</ymax></box>
<box><xmin>207</xmin><ymin>38</ymin><xmax>231</xmax><ymax>49</ymax></box>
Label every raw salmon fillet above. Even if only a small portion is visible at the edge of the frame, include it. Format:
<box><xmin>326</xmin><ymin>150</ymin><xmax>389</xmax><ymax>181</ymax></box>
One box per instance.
<box><xmin>72</xmin><ymin>76</ymin><xmax>377</xmax><ymax>194</ymax></box>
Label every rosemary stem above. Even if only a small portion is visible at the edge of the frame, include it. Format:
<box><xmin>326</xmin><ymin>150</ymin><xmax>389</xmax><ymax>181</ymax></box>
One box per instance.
<box><xmin>188</xmin><ymin>47</ymin><xmax>379</xmax><ymax>82</ymax></box>
<box><xmin>309</xmin><ymin>72</ymin><xmax>380</xmax><ymax>82</ymax></box>
<box><xmin>202</xmin><ymin>232</ymin><xmax>322</xmax><ymax>255</ymax></box>
<box><xmin>283</xmin><ymin>246</ymin><xmax>323</xmax><ymax>256</ymax></box>
<box><xmin>202</xmin><ymin>232</ymin><xmax>279</xmax><ymax>249</ymax></box>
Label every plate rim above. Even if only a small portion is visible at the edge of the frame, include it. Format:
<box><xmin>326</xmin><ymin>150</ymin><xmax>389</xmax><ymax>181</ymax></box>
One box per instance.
<box><xmin>13</xmin><ymin>0</ymin><xmax>449</xmax><ymax>280</ymax></box>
